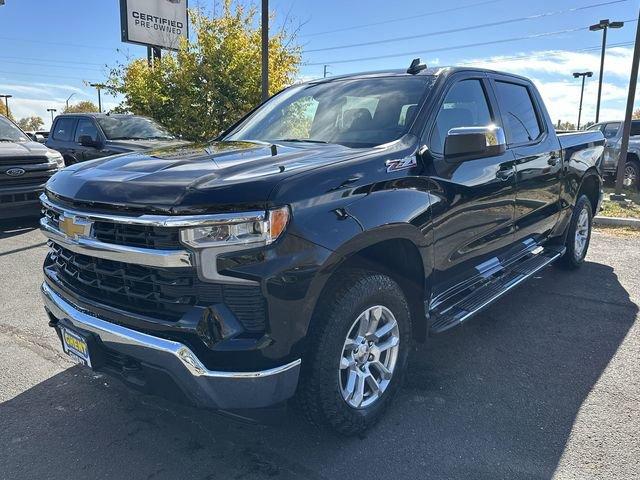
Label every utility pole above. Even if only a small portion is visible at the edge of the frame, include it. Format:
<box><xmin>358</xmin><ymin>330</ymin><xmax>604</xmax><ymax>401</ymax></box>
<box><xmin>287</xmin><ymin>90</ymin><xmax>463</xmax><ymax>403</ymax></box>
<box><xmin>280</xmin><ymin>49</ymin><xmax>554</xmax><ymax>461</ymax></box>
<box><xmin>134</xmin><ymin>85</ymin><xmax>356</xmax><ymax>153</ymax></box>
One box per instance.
<box><xmin>89</xmin><ymin>83</ymin><xmax>106</xmax><ymax>113</ymax></box>
<box><xmin>590</xmin><ymin>19</ymin><xmax>624</xmax><ymax>123</ymax></box>
<box><xmin>47</xmin><ymin>108</ymin><xmax>57</xmax><ymax>123</ymax></box>
<box><xmin>612</xmin><ymin>9</ymin><xmax>640</xmax><ymax>200</ymax></box>
<box><xmin>0</xmin><ymin>94</ymin><xmax>12</xmax><ymax>117</ymax></box>
<box><xmin>572</xmin><ymin>71</ymin><xmax>593</xmax><ymax>130</ymax></box>
<box><xmin>65</xmin><ymin>93</ymin><xmax>76</xmax><ymax>110</ymax></box>
<box><xmin>261</xmin><ymin>0</ymin><xmax>269</xmax><ymax>102</ymax></box>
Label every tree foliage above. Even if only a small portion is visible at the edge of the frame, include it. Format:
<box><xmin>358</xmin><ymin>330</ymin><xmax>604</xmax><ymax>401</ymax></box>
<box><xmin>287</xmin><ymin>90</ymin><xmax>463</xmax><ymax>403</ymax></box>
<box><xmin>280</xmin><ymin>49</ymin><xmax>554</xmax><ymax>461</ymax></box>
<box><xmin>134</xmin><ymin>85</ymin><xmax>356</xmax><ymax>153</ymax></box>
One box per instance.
<box><xmin>0</xmin><ymin>102</ymin><xmax>12</xmax><ymax>120</ymax></box>
<box><xmin>107</xmin><ymin>1</ymin><xmax>302</xmax><ymax>141</ymax></box>
<box><xmin>17</xmin><ymin>116</ymin><xmax>45</xmax><ymax>131</ymax></box>
<box><xmin>633</xmin><ymin>108</ymin><xmax>640</xmax><ymax>120</ymax></box>
<box><xmin>64</xmin><ymin>101</ymin><xmax>99</xmax><ymax>113</ymax></box>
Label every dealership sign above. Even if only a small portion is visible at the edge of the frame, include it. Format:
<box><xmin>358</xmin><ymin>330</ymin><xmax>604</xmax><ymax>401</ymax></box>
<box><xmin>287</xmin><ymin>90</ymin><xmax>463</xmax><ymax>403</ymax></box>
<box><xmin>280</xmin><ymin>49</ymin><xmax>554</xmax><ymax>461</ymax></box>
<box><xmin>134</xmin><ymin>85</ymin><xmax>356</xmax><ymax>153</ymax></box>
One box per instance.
<box><xmin>120</xmin><ymin>0</ymin><xmax>188</xmax><ymax>51</ymax></box>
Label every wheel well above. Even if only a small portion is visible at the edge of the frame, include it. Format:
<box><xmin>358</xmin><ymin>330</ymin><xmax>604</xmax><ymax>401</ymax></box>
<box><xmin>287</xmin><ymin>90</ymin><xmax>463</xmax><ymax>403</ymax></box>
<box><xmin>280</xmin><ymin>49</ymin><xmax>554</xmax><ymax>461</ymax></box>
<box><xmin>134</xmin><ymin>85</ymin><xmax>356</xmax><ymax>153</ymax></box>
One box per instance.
<box><xmin>578</xmin><ymin>172</ymin><xmax>600</xmax><ymax>214</ymax></box>
<box><xmin>321</xmin><ymin>238</ymin><xmax>427</xmax><ymax>342</ymax></box>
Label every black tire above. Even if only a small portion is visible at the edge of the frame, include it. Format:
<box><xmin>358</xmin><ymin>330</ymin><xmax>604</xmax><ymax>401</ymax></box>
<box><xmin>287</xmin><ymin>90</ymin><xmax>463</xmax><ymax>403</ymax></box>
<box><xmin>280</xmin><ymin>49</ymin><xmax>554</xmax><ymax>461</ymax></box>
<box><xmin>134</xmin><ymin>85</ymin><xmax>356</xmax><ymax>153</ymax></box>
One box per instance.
<box><xmin>623</xmin><ymin>159</ymin><xmax>640</xmax><ymax>190</ymax></box>
<box><xmin>558</xmin><ymin>194</ymin><xmax>593</xmax><ymax>270</ymax></box>
<box><xmin>297</xmin><ymin>270</ymin><xmax>412</xmax><ymax>436</ymax></box>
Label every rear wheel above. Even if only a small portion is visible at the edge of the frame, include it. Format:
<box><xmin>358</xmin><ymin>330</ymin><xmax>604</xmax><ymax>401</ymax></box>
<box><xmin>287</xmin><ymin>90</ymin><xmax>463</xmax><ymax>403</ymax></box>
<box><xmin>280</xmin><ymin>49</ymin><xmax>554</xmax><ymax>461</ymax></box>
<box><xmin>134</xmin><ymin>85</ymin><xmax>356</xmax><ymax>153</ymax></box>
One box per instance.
<box><xmin>297</xmin><ymin>270</ymin><xmax>411</xmax><ymax>435</ymax></box>
<box><xmin>558</xmin><ymin>194</ymin><xmax>593</xmax><ymax>269</ymax></box>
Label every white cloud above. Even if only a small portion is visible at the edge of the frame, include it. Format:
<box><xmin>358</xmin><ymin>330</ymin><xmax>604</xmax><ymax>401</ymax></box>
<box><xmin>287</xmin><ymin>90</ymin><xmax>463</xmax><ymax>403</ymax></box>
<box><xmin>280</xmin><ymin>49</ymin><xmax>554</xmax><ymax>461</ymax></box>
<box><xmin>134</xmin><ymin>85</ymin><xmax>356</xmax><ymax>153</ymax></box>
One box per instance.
<box><xmin>462</xmin><ymin>47</ymin><xmax>635</xmax><ymax>125</ymax></box>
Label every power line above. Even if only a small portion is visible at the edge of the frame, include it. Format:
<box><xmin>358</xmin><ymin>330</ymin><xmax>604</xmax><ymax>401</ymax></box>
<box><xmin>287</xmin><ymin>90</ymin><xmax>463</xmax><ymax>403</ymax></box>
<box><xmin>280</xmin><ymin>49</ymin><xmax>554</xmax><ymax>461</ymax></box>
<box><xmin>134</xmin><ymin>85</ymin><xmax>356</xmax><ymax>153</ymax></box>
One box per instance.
<box><xmin>306</xmin><ymin>19</ymin><xmax>638</xmax><ymax>66</ymax></box>
<box><xmin>0</xmin><ymin>59</ymin><xmax>107</xmax><ymax>72</ymax></box>
<box><xmin>0</xmin><ymin>35</ymin><xmax>118</xmax><ymax>51</ymax></box>
<box><xmin>0</xmin><ymin>70</ymin><xmax>97</xmax><ymax>81</ymax></box>
<box><xmin>0</xmin><ymin>55</ymin><xmax>107</xmax><ymax>67</ymax></box>
<box><xmin>302</xmin><ymin>0</ymin><xmax>505</xmax><ymax>37</ymax></box>
<box><xmin>304</xmin><ymin>0</ymin><xmax>631</xmax><ymax>53</ymax></box>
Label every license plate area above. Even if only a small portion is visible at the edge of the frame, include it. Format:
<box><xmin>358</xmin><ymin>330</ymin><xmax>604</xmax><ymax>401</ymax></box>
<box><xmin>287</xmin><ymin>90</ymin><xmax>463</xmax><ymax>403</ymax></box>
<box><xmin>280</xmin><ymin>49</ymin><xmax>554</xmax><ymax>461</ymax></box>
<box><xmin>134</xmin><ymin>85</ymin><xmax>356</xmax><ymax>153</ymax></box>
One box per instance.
<box><xmin>61</xmin><ymin>326</ymin><xmax>92</xmax><ymax>367</ymax></box>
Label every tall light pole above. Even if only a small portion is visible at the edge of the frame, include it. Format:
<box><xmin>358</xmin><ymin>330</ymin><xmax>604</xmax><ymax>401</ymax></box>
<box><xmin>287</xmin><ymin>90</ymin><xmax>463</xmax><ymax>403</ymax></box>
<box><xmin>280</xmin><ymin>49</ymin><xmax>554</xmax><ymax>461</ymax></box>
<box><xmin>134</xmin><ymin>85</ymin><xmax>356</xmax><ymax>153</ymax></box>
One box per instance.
<box><xmin>47</xmin><ymin>108</ymin><xmax>57</xmax><ymax>123</ymax></box>
<box><xmin>590</xmin><ymin>19</ymin><xmax>624</xmax><ymax>123</ymax></box>
<box><xmin>613</xmin><ymin>9</ymin><xmax>640</xmax><ymax>199</ymax></box>
<box><xmin>261</xmin><ymin>0</ymin><xmax>268</xmax><ymax>102</ymax></box>
<box><xmin>89</xmin><ymin>83</ymin><xmax>106</xmax><ymax>113</ymax></box>
<box><xmin>65</xmin><ymin>93</ymin><xmax>76</xmax><ymax>110</ymax></box>
<box><xmin>572</xmin><ymin>71</ymin><xmax>593</xmax><ymax>130</ymax></box>
<box><xmin>0</xmin><ymin>94</ymin><xmax>12</xmax><ymax>118</ymax></box>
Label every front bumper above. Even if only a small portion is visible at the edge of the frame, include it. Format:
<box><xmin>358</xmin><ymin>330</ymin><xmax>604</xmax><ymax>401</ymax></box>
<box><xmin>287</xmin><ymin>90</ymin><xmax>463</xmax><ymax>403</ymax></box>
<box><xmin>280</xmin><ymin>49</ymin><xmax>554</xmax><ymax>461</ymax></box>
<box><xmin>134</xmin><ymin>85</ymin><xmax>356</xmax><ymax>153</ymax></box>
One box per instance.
<box><xmin>41</xmin><ymin>282</ymin><xmax>301</xmax><ymax>410</ymax></box>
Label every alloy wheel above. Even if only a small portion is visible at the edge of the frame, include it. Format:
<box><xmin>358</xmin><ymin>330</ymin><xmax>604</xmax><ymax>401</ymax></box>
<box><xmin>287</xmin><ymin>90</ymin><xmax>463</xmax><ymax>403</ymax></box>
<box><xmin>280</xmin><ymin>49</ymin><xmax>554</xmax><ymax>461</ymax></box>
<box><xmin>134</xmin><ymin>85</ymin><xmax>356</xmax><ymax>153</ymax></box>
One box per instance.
<box><xmin>339</xmin><ymin>305</ymin><xmax>400</xmax><ymax>409</ymax></box>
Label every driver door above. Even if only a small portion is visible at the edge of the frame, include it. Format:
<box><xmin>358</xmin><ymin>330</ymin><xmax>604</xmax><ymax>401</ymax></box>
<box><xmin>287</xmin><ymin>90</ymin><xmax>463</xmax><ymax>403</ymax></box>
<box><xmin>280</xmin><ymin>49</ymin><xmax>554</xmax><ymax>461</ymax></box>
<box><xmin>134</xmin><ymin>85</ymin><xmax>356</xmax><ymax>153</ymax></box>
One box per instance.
<box><xmin>425</xmin><ymin>74</ymin><xmax>517</xmax><ymax>299</ymax></box>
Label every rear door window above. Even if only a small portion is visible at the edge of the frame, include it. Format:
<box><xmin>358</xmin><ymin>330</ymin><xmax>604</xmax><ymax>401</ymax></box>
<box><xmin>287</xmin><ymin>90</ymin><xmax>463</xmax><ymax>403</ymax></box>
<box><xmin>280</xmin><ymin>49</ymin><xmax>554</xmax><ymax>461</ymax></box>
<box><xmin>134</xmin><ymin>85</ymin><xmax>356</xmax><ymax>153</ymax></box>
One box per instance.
<box><xmin>603</xmin><ymin>123</ymin><xmax>620</xmax><ymax>139</ymax></box>
<box><xmin>52</xmin><ymin>118</ymin><xmax>77</xmax><ymax>142</ymax></box>
<box><xmin>494</xmin><ymin>81</ymin><xmax>542</xmax><ymax>145</ymax></box>
<box><xmin>630</xmin><ymin>121</ymin><xmax>640</xmax><ymax>137</ymax></box>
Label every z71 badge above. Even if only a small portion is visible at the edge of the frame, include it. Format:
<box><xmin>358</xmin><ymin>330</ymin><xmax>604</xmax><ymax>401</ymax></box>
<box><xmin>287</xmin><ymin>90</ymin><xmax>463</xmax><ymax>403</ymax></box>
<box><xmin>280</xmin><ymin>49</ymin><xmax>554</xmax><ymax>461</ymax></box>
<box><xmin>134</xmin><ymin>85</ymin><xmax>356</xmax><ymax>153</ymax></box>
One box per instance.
<box><xmin>385</xmin><ymin>156</ymin><xmax>417</xmax><ymax>173</ymax></box>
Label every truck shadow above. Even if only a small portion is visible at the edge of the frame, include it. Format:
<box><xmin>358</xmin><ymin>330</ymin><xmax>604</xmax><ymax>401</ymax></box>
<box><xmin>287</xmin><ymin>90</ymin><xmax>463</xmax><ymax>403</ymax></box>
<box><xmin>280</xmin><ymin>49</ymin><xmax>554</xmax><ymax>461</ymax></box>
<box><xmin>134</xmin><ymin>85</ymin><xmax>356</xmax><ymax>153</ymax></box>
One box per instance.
<box><xmin>1</xmin><ymin>261</ymin><xmax>637</xmax><ymax>480</ymax></box>
<box><xmin>0</xmin><ymin>216</ymin><xmax>40</xmax><ymax>239</ymax></box>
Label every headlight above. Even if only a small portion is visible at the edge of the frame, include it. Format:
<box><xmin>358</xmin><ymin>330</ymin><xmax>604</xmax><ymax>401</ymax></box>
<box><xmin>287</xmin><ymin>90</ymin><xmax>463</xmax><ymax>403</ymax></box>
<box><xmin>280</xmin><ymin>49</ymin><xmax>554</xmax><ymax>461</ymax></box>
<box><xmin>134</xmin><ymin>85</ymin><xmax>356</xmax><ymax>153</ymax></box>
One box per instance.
<box><xmin>46</xmin><ymin>150</ymin><xmax>65</xmax><ymax>168</ymax></box>
<box><xmin>180</xmin><ymin>206</ymin><xmax>290</xmax><ymax>249</ymax></box>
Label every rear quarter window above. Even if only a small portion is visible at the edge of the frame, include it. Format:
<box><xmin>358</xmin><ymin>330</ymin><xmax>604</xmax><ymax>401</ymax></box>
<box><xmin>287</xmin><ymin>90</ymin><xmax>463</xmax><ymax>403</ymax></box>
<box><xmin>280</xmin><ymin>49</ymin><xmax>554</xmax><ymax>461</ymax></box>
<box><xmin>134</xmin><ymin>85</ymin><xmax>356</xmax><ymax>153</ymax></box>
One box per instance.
<box><xmin>52</xmin><ymin>118</ymin><xmax>77</xmax><ymax>141</ymax></box>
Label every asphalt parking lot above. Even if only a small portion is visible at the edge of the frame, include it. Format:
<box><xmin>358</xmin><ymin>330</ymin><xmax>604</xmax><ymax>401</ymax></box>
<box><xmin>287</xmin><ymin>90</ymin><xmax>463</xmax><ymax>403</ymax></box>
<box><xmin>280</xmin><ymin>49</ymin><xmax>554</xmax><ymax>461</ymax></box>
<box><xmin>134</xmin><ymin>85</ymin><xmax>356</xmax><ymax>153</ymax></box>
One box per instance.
<box><xmin>0</xmin><ymin>219</ymin><xmax>638</xmax><ymax>480</ymax></box>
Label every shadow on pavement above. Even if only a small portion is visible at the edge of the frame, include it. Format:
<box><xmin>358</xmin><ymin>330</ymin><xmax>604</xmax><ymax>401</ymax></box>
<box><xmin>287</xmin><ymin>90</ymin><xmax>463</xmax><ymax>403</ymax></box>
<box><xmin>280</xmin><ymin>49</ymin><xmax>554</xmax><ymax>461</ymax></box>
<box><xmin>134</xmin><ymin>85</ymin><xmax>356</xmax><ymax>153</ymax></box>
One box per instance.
<box><xmin>0</xmin><ymin>216</ymin><xmax>40</xmax><ymax>239</ymax></box>
<box><xmin>1</xmin><ymin>260</ymin><xmax>637</xmax><ymax>479</ymax></box>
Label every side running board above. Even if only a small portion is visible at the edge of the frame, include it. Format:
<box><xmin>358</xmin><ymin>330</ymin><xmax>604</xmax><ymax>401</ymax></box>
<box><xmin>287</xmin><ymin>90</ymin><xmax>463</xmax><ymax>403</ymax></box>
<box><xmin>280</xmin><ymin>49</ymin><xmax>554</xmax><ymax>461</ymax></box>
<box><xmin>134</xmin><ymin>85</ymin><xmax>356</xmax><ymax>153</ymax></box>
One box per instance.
<box><xmin>429</xmin><ymin>245</ymin><xmax>565</xmax><ymax>335</ymax></box>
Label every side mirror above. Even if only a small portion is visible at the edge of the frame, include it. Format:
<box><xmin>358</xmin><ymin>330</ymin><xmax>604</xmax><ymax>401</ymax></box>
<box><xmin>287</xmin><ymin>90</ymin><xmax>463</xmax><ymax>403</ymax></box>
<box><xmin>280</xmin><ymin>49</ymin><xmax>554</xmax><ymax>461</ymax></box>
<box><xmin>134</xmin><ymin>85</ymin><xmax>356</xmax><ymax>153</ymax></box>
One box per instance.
<box><xmin>79</xmin><ymin>135</ymin><xmax>101</xmax><ymax>148</ymax></box>
<box><xmin>444</xmin><ymin>125</ymin><xmax>506</xmax><ymax>160</ymax></box>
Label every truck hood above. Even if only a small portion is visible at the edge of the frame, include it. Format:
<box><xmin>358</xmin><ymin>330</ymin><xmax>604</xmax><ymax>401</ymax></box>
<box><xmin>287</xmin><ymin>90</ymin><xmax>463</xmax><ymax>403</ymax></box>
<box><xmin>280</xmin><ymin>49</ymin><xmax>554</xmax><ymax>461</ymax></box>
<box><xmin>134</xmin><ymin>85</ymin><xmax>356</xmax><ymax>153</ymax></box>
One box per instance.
<box><xmin>46</xmin><ymin>140</ymin><xmax>365</xmax><ymax>214</ymax></box>
<box><xmin>0</xmin><ymin>140</ymin><xmax>51</xmax><ymax>157</ymax></box>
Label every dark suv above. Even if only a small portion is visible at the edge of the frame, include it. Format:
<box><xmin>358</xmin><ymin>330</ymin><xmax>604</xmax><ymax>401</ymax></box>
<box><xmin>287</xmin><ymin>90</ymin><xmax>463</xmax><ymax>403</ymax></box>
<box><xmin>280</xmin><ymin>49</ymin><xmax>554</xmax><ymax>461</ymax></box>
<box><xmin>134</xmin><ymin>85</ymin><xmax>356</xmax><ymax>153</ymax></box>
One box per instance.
<box><xmin>46</xmin><ymin>113</ymin><xmax>183</xmax><ymax>165</ymax></box>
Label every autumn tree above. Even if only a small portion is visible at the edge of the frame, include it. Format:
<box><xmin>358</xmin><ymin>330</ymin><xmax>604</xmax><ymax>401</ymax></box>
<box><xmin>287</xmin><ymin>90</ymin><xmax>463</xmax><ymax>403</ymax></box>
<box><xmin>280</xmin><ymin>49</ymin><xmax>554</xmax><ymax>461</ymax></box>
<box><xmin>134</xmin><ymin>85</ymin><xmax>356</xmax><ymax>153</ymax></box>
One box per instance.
<box><xmin>64</xmin><ymin>101</ymin><xmax>99</xmax><ymax>113</ymax></box>
<box><xmin>106</xmin><ymin>1</ymin><xmax>301</xmax><ymax>141</ymax></box>
<box><xmin>17</xmin><ymin>116</ymin><xmax>45</xmax><ymax>131</ymax></box>
<box><xmin>633</xmin><ymin>108</ymin><xmax>640</xmax><ymax>120</ymax></box>
<box><xmin>0</xmin><ymin>102</ymin><xmax>13</xmax><ymax>120</ymax></box>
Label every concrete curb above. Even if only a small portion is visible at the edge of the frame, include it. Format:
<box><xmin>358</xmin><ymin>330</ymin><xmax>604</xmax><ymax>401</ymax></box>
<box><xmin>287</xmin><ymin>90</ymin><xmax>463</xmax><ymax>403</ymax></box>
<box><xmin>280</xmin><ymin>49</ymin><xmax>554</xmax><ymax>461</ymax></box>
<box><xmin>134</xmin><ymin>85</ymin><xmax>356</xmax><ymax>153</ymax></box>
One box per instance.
<box><xmin>594</xmin><ymin>216</ymin><xmax>640</xmax><ymax>227</ymax></box>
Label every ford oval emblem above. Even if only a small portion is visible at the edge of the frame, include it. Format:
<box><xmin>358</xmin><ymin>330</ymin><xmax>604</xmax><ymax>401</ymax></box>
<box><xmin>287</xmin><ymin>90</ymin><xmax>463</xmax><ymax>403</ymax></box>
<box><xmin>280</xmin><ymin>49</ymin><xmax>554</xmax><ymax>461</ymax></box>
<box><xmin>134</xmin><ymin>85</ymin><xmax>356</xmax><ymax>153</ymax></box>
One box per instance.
<box><xmin>5</xmin><ymin>168</ymin><xmax>26</xmax><ymax>177</ymax></box>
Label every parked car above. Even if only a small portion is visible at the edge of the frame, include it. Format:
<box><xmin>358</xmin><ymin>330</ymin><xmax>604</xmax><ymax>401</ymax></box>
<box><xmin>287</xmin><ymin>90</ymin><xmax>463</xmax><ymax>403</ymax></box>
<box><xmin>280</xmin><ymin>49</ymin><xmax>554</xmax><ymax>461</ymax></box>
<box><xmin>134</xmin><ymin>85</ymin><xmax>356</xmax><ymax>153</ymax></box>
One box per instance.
<box><xmin>40</xmin><ymin>63</ymin><xmax>604</xmax><ymax>435</ymax></box>
<box><xmin>45</xmin><ymin>113</ymin><xmax>184</xmax><ymax>165</ymax></box>
<box><xmin>24</xmin><ymin>130</ymin><xmax>49</xmax><ymax>143</ymax></box>
<box><xmin>0</xmin><ymin>115</ymin><xmax>63</xmax><ymax>219</ymax></box>
<box><xmin>586</xmin><ymin>120</ymin><xmax>640</xmax><ymax>189</ymax></box>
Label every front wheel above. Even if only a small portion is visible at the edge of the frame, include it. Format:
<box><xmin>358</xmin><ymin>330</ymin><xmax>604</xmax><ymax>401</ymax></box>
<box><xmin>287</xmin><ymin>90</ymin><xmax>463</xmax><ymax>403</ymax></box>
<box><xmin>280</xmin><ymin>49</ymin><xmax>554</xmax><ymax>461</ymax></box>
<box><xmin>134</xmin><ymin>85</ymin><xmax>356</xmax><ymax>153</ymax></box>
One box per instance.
<box><xmin>297</xmin><ymin>270</ymin><xmax>412</xmax><ymax>435</ymax></box>
<box><xmin>623</xmin><ymin>160</ymin><xmax>640</xmax><ymax>190</ymax></box>
<box><xmin>558</xmin><ymin>194</ymin><xmax>593</xmax><ymax>269</ymax></box>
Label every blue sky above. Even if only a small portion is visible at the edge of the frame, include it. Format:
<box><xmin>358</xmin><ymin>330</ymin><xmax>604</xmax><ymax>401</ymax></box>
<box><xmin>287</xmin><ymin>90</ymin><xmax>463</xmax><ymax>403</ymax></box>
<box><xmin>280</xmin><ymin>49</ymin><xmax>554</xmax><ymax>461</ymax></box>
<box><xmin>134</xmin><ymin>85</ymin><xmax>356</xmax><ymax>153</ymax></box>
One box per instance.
<box><xmin>0</xmin><ymin>0</ymin><xmax>637</xmax><ymax>128</ymax></box>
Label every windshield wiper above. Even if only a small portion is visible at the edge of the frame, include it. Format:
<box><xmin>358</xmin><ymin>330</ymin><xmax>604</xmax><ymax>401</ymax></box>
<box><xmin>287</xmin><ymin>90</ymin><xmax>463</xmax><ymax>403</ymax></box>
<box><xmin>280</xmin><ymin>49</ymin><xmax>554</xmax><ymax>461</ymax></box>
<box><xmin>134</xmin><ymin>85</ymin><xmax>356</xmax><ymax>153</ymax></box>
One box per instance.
<box><xmin>274</xmin><ymin>138</ymin><xmax>330</xmax><ymax>144</ymax></box>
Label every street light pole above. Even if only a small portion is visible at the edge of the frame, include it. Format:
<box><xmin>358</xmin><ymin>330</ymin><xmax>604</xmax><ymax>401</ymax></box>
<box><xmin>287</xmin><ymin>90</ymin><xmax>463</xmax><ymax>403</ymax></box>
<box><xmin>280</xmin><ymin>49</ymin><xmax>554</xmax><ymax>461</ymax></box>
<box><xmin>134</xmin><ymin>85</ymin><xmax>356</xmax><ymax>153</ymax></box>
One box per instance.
<box><xmin>261</xmin><ymin>0</ymin><xmax>269</xmax><ymax>102</ymax></box>
<box><xmin>590</xmin><ymin>19</ymin><xmax>624</xmax><ymax>123</ymax></box>
<box><xmin>612</xmin><ymin>9</ymin><xmax>640</xmax><ymax>199</ymax></box>
<box><xmin>65</xmin><ymin>93</ymin><xmax>76</xmax><ymax>110</ymax></box>
<box><xmin>89</xmin><ymin>83</ymin><xmax>105</xmax><ymax>113</ymax></box>
<box><xmin>46</xmin><ymin>108</ymin><xmax>57</xmax><ymax>124</ymax></box>
<box><xmin>572</xmin><ymin>71</ymin><xmax>593</xmax><ymax>130</ymax></box>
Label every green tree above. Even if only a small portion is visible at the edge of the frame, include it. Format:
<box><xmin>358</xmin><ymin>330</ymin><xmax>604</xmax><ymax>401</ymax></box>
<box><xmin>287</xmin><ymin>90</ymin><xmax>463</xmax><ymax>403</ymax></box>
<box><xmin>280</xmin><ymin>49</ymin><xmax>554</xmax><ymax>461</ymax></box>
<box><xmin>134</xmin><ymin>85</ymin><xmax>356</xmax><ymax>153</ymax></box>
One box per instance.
<box><xmin>64</xmin><ymin>100</ymin><xmax>99</xmax><ymax>113</ymax></box>
<box><xmin>17</xmin><ymin>116</ymin><xmax>45</xmax><ymax>131</ymax></box>
<box><xmin>0</xmin><ymin>102</ymin><xmax>13</xmax><ymax>120</ymax></box>
<box><xmin>106</xmin><ymin>1</ymin><xmax>301</xmax><ymax>141</ymax></box>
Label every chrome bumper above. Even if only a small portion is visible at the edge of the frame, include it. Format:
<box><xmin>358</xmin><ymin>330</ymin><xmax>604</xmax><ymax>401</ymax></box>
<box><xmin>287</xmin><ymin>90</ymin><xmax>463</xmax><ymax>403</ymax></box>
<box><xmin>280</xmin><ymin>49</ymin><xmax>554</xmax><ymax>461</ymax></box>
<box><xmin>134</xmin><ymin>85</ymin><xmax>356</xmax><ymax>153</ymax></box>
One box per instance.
<box><xmin>42</xmin><ymin>282</ymin><xmax>301</xmax><ymax>409</ymax></box>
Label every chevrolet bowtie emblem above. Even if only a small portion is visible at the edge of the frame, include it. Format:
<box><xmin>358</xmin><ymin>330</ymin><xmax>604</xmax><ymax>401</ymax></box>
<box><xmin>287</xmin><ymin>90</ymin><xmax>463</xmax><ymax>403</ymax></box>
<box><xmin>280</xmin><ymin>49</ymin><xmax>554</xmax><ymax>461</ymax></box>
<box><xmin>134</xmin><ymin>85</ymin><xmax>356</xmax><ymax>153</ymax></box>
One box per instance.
<box><xmin>58</xmin><ymin>214</ymin><xmax>93</xmax><ymax>239</ymax></box>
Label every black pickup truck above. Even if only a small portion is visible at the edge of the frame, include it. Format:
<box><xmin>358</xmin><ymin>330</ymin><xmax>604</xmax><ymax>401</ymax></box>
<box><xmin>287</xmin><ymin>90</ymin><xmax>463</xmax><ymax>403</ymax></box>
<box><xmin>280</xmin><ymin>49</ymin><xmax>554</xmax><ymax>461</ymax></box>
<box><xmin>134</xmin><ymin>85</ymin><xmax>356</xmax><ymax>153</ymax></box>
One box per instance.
<box><xmin>40</xmin><ymin>63</ymin><xmax>604</xmax><ymax>435</ymax></box>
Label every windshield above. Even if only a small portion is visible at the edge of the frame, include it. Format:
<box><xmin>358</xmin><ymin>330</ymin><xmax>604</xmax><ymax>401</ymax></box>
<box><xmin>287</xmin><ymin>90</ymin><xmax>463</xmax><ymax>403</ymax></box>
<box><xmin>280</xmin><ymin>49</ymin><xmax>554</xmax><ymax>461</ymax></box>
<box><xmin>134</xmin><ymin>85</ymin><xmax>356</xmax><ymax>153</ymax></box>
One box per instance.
<box><xmin>97</xmin><ymin>116</ymin><xmax>174</xmax><ymax>140</ymax></box>
<box><xmin>0</xmin><ymin>116</ymin><xmax>29</xmax><ymax>142</ymax></box>
<box><xmin>225</xmin><ymin>76</ymin><xmax>435</xmax><ymax>148</ymax></box>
